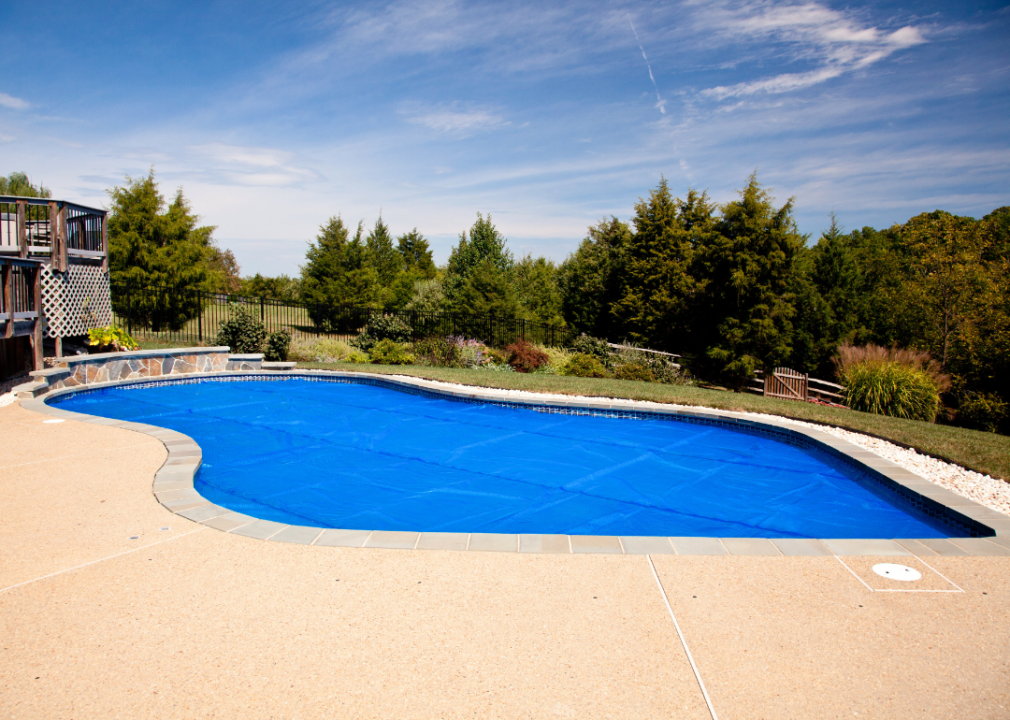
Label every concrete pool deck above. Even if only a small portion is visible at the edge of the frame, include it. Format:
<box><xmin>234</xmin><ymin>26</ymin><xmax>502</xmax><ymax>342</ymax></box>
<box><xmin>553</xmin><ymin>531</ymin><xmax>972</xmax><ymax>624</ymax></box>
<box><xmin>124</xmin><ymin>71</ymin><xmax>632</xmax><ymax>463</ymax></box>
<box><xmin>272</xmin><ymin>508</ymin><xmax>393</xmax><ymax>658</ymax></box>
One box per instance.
<box><xmin>3</xmin><ymin>401</ymin><xmax>1010</xmax><ymax>718</ymax></box>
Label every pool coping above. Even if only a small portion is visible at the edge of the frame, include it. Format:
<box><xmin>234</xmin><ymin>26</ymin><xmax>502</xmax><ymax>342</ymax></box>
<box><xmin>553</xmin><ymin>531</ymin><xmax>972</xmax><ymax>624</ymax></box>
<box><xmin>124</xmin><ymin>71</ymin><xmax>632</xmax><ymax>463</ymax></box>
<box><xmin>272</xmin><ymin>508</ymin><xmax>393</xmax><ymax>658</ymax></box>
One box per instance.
<box><xmin>19</xmin><ymin>368</ymin><xmax>1010</xmax><ymax>557</ymax></box>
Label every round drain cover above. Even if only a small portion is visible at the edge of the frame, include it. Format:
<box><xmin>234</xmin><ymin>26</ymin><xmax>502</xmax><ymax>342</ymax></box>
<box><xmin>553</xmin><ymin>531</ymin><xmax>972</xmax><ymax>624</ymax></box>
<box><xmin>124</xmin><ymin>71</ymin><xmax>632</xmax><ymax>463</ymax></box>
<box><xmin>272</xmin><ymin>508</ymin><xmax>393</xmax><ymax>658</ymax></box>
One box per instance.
<box><xmin>872</xmin><ymin>563</ymin><xmax>922</xmax><ymax>582</ymax></box>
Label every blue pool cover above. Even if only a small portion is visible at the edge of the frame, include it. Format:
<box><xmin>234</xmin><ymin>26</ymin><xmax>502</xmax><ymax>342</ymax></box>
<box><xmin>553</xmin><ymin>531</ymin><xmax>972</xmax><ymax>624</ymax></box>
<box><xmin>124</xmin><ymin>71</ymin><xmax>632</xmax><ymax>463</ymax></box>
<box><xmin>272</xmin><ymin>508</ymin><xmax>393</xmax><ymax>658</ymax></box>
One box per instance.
<box><xmin>54</xmin><ymin>377</ymin><xmax>952</xmax><ymax>538</ymax></box>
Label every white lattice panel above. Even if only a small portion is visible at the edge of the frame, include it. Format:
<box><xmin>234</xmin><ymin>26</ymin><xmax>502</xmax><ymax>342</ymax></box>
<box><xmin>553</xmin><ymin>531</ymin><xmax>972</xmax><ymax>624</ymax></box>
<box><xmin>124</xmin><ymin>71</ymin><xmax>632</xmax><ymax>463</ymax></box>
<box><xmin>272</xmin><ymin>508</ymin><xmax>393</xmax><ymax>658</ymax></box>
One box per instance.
<box><xmin>41</xmin><ymin>264</ymin><xmax>112</xmax><ymax>338</ymax></box>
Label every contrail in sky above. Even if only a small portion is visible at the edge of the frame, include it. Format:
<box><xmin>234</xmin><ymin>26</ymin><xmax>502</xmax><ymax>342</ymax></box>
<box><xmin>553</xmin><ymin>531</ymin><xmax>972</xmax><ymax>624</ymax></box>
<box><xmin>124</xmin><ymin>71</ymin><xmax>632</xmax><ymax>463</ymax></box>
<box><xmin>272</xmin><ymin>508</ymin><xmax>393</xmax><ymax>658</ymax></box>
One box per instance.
<box><xmin>629</xmin><ymin>18</ymin><xmax>666</xmax><ymax>115</ymax></box>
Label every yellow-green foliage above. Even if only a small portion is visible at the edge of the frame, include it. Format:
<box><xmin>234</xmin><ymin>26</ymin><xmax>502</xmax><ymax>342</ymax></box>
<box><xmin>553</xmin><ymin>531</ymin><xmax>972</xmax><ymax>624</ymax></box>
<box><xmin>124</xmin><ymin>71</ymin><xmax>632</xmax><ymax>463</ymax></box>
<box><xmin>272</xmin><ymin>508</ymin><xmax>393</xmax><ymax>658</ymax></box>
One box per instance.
<box><xmin>369</xmin><ymin>339</ymin><xmax>415</xmax><ymax>365</ymax></box>
<box><xmin>535</xmin><ymin>344</ymin><xmax>574</xmax><ymax>372</ymax></box>
<box><xmin>88</xmin><ymin>325</ymin><xmax>139</xmax><ymax>352</ymax></box>
<box><xmin>614</xmin><ymin>361</ymin><xmax>654</xmax><ymax>382</ymax></box>
<box><xmin>840</xmin><ymin>361</ymin><xmax>942</xmax><ymax>422</ymax></box>
<box><xmin>288</xmin><ymin>337</ymin><xmax>355</xmax><ymax>362</ymax></box>
<box><xmin>563</xmin><ymin>353</ymin><xmax>608</xmax><ymax>378</ymax></box>
<box><xmin>347</xmin><ymin>350</ymin><xmax>370</xmax><ymax>363</ymax></box>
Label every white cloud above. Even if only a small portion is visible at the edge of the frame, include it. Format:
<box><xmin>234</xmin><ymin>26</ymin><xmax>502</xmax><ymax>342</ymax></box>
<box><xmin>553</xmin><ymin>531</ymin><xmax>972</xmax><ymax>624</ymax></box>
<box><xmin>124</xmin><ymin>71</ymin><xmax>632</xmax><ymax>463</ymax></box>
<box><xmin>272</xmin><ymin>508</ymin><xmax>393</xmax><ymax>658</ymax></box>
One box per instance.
<box><xmin>693</xmin><ymin>1</ymin><xmax>927</xmax><ymax>99</ymax></box>
<box><xmin>0</xmin><ymin>92</ymin><xmax>29</xmax><ymax>110</ymax></box>
<box><xmin>187</xmin><ymin>143</ymin><xmax>318</xmax><ymax>186</ymax></box>
<box><xmin>402</xmin><ymin>104</ymin><xmax>509</xmax><ymax>135</ymax></box>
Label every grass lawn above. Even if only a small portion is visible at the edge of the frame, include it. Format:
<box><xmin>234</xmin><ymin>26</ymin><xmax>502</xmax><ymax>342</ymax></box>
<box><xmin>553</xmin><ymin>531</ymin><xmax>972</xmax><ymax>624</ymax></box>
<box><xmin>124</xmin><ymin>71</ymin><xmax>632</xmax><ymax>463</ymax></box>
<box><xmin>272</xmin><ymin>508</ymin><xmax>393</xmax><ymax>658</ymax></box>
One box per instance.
<box><xmin>300</xmin><ymin>361</ymin><xmax>1010</xmax><ymax>482</ymax></box>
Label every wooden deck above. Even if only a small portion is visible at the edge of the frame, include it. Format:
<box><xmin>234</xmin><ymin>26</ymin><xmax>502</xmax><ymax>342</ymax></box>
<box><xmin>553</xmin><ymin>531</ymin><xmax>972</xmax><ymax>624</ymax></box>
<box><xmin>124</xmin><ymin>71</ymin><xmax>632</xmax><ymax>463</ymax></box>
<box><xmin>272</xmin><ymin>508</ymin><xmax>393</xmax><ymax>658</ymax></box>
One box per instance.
<box><xmin>0</xmin><ymin>195</ymin><xmax>109</xmax><ymax>379</ymax></box>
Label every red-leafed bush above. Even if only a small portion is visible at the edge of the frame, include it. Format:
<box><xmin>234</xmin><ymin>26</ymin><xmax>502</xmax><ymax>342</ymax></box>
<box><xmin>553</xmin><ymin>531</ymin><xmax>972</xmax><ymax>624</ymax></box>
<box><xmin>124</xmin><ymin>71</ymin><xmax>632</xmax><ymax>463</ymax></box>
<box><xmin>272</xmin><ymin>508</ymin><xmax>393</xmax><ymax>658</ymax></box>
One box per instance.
<box><xmin>505</xmin><ymin>340</ymin><xmax>549</xmax><ymax>373</ymax></box>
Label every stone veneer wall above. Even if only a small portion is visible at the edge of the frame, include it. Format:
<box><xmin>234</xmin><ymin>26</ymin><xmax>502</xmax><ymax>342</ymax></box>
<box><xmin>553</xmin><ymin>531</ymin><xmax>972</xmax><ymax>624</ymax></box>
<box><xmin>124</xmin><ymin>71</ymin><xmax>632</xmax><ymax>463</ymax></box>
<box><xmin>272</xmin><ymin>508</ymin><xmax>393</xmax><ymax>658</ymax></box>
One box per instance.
<box><xmin>27</xmin><ymin>347</ymin><xmax>238</xmax><ymax>393</ymax></box>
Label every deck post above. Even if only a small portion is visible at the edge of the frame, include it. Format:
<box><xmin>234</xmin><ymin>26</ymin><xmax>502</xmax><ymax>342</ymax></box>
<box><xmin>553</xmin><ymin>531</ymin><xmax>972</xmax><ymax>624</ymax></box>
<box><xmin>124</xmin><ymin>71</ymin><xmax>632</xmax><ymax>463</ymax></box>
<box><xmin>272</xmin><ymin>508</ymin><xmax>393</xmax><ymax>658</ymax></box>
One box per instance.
<box><xmin>59</xmin><ymin>205</ymin><xmax>69</xmax><ymax>272</ymax></box>
<box><xmin>16</xmin><ymin>201</ymin><xmax>27</xmax><ymax>258</ymax></box>
<box><xmin>2</xmin><ymin>262</ymin><xmax>12</xmax><ymax>339</ymax></box>
<box><xmin>32</xmin><ymin>265</ymin><xmax>43</xmax><ymax>370</ymax></box>
<box><xmin>100</xmin><ymin>211</ymin><xmax>108</xmax><ymax>273</ymax></box>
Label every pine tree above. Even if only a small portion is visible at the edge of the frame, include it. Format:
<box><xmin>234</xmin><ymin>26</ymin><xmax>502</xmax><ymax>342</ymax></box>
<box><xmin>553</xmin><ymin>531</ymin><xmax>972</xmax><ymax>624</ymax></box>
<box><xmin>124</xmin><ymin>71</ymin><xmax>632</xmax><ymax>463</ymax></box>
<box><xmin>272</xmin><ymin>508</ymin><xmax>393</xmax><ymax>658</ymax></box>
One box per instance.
<box><xmin>396</xmin><ymin>229</ymin><xmax>436</xmax><ymax>279</ymax></box>
<box><xmin>693</xmin><ymin>174</ymin><xmax>803</xmax><ymax>385</ymax></box>
<box><xmin>301</xmin><ymin>216</ymin><xmax>381</xmax><ymax>329</ymax></box>
<box><xmin>557</xmin><ymin>217</ymin><xmax>631</xmax><ymax>339</ymax></box>
<box><xmin>107</xmin><ymin>170</ymin><xmax>219</xmax><ymax>330</ymax></box>
<box><xmin>615</xmin><ymin>179</ymin><xmax>710</xmax><ymax>351</ymax></box>
<box><xmin>365</xmin><ymin>215</ymin><xmax>402</xmax><ymax>287</ymax></box>
<box><xmin>444</xmin><ymin>213</ymin><xmax>515</xmax><ymax>313</ymax></box>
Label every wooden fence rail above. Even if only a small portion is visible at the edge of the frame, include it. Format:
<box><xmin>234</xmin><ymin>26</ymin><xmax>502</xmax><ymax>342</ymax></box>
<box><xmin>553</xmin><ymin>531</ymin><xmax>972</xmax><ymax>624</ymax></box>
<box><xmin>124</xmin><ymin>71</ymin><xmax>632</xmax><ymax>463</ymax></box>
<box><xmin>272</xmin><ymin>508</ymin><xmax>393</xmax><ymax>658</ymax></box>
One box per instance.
<box><xmin>749</xmin><ymin>366</ymin><xmax>846</xmax><ymax>405</ymax></box>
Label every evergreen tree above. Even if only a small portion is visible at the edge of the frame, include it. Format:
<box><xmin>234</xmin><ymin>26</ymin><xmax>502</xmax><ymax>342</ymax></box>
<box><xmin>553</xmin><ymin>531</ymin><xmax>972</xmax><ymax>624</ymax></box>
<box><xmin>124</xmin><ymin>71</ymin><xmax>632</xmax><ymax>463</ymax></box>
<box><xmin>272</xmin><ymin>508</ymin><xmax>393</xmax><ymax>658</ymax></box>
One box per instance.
<box><xmin>794</xmin><ymin>214</ymin><xmax>865</xmax><ymax>375</ymax></box>
<box><xmin>396</xmin><ymin>229</ymin><xmax>437</xmax><ymax>279</ymax></box>
<box><xmin>692</xmin><ymin>174</ymin><xmax>803</xmax><ymax>385</ymax></box>
<box><xmin>107</xmin><ymin>170</ymin><xmax>220</xmax><ymax>330</ymax></box>
<box><xmin>385</xmin><ymin>228</ymin><xmax>438</xmax><ymax>310</ymax></box>
<box><xmin>514</xmin><ymin>254</ymin><xmax>564</xmax><ymax>324</ymax></box>
<box><xmin>557</xmin><ymin>217</ymin><xmax>631</xmax><ymax>339</ymax></box>
<box><xmin>452</xmin><ymin>260</ymin><xmax>521</xmax><ymax>317</ymax></box>
<box><xmin>300</xmin><ymin>216</ymin><xmax>381</xmax><ymax>329</ymax></box>
<box><xmin>444</xmin><ymin>213</ymin><xmax>515</xmax><ymax>313</ymax></box>
<box><xmin>616</xmin><ymin>180</ymin><xmax>711</xmax><ymax>351</ymax></box>
<box><xmin>365</xmin><ymin>215</ymin><xmax>402</xmax><ymax>287</ymax></box>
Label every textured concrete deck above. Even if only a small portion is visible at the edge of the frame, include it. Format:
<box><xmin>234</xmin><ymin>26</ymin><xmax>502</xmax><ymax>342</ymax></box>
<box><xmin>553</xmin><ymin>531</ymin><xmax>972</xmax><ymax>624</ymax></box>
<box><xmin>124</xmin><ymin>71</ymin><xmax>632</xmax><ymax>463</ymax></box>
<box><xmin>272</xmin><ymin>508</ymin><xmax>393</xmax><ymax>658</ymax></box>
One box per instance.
<box><xmin>2</xmin><ymin>401</ymin><xmax>1009</xmax><ymax>719</ymax></box>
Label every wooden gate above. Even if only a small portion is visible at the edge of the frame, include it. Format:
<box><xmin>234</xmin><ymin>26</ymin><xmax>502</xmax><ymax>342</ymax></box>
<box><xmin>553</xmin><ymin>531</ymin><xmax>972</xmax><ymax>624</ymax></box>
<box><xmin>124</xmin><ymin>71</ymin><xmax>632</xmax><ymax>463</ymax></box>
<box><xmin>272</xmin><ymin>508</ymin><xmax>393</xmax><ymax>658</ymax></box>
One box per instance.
<box><xmin>764</xmin><ymin>366</ymin><xmax>808</xmax><ymax>401</ymax></box>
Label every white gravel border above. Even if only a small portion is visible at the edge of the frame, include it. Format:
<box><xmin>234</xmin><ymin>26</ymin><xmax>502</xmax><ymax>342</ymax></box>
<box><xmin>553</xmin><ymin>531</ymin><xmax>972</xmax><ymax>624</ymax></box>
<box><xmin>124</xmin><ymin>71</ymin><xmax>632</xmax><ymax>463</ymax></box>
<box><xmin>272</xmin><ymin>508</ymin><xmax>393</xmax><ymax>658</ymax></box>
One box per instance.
<box><xmin>386</xmin><ymin>375</ymin><xmax>1010</xmax><ymax>519</ymax></box>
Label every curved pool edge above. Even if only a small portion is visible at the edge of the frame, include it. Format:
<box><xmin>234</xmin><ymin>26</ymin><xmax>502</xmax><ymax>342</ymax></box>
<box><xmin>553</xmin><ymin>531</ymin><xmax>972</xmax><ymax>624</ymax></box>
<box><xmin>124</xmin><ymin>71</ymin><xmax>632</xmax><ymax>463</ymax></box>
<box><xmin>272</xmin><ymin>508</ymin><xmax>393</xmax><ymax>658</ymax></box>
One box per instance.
<box><xmin>19</xmin><ymin>368</ymin><xmax>1010</xmax><ymax>557</ymax></box>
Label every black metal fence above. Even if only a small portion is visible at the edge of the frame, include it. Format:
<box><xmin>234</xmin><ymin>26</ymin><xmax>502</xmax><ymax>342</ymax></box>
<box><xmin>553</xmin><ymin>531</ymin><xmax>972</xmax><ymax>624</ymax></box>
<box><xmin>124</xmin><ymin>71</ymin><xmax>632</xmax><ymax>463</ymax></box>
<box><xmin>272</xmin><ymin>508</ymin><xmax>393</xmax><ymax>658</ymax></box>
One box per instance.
<box><xmin>110</xmin><ymin>281</ymin><xmax>572</xmax><ymax>349</ymax></box>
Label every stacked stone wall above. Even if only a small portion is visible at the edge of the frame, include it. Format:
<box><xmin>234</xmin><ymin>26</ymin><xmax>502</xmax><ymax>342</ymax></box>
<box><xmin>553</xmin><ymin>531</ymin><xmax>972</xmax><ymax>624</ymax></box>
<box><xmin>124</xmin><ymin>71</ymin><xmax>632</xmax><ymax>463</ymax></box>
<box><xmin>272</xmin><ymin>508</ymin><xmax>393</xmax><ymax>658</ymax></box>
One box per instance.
<box><xmin>26</xmin><ymin>347</ymin><xmax>233</xmax><ymax>393</ymax></box>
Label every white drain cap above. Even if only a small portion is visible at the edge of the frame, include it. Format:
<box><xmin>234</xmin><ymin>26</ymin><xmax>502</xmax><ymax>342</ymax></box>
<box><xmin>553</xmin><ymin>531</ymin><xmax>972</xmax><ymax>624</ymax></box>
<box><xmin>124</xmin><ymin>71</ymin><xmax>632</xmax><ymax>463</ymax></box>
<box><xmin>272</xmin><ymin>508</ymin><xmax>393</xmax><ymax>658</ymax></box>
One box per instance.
<box><xmin>872</xmin><ymin>563</ymin><xmax>922</xmax><ymax>582</ymax></box>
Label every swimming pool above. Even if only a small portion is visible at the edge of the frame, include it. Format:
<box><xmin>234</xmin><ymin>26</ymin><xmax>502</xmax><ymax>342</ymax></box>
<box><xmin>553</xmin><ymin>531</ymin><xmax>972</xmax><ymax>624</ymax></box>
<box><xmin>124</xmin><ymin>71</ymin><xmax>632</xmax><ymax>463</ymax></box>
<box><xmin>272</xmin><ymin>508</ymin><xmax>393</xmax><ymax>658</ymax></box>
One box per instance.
<box><xmin>50</xmin><ymin>376</ymin><xmax>959</xmax><ymax>539</ymax></box>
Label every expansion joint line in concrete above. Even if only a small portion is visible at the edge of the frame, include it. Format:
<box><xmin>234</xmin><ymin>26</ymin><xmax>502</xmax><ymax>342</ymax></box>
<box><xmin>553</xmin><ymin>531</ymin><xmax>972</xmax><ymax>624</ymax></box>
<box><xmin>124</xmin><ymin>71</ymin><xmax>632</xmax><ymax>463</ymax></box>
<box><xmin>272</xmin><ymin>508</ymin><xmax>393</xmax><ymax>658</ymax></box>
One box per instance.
<box><xmin>0</xmin><ymin>527</ymin><xmax>207</xmax><ymax>596</ymax></box>
<box><xmin>647</xmin><ymin>554</ymin><xmax>720</xmax><ymax>720</ymax></box>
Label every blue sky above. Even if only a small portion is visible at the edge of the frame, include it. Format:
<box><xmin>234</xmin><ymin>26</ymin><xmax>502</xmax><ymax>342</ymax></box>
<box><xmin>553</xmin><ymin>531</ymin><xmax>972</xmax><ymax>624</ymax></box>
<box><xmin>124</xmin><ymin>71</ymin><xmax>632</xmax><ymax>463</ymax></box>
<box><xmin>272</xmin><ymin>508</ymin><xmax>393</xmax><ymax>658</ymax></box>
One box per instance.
<box><xmin>2</xmin><ymin>1</ymin><xmax>1008</xmax><ymax>275</ymax></box>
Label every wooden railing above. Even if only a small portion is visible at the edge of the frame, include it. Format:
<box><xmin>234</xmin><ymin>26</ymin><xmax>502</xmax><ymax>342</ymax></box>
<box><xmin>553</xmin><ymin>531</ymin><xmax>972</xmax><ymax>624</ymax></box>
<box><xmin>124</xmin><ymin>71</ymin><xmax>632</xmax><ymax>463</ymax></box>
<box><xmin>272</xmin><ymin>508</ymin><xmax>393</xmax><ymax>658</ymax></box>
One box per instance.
<box><xmin>0</xmin><ymin>256</ymin><xmax>44</xmax><ymax>368</ymax></box>
<box><xmin>0</xmin><ymin>196</ymin><xmax>107</xmax><ymax>271</ymax></box>
<box><xmin>748</xmin><ymin>367</ymin><xmax>845</xmax><ymax>405</ymax></box>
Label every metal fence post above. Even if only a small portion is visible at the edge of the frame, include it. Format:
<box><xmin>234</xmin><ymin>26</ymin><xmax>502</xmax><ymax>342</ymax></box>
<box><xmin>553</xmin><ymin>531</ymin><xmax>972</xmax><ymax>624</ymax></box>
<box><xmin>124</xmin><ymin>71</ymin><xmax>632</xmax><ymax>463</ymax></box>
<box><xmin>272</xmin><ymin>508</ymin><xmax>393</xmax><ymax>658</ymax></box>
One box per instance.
<box><xmin>197</xmin><ymin>290</ymin><xmax>203</xmax><ymax>343</ymax></box>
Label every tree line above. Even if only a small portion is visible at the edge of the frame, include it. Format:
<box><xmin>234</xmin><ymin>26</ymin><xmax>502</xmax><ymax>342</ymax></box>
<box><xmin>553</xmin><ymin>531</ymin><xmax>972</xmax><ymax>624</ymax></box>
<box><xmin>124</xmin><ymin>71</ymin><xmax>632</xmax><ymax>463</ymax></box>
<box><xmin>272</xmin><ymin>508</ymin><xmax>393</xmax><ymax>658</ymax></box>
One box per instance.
<box><xmin>31</xmin><ymin>168</ymin><xmax>1004</xmax><ymax>424</ymax></box>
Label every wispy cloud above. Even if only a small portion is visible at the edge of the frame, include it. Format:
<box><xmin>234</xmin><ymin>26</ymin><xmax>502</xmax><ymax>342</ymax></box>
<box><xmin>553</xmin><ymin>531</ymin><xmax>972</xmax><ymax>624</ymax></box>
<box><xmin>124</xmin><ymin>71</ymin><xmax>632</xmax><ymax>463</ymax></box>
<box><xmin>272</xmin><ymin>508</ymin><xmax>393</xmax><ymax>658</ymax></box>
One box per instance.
<box><xmin>0</xmin><ymin>92</ymin><xmax>30</xmax><ymax>110</ymax></box>
<box><xmin>695</xmin><ymin>1</ymin><xmax>926</xmax><ymax>100</ymax></box>
<box><xmin>187</xmin><ymin>143</ymin><xmax>318</xmax><ymax>186</ymax></box>
<box><xmin>401</xmin><ymin>103</ymin><xmax>510</xmax><ymax>135</ymax></box>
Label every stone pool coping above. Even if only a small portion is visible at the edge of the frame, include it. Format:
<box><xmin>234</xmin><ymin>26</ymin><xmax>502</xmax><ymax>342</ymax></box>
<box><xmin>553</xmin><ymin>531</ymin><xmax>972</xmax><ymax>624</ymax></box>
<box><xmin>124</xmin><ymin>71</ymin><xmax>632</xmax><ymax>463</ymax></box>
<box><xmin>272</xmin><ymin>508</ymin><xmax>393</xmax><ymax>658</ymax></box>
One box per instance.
<box><xmin>18</xmin><ymin>367</ymin><xmax>1010</xmax><ymax>557</ymax></box>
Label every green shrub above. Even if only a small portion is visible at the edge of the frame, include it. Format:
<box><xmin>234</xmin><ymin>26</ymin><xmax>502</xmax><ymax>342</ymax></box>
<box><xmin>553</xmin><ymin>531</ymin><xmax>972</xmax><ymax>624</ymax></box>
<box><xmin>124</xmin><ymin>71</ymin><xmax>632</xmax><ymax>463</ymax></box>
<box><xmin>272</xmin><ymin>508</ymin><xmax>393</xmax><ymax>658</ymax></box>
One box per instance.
<box><xmin>484</xmin><ymin>347</ymin><xmax>508</xmax><ymax>365</ymax></box>
<box><xmin>506</xmin><ymin>340</ymin><xmax>550</xmax><ymax>373</ymax></box>
<box><xmin>288</xmin><ymin>337</ymin><xmax>354</xmax><ymax>362</ymax></box>
<box><xmin>347</xmin><ymin>350</ymin><xmax>370</xmax><ymax>363</ymax></box>
<box><xmin>538</xmin><ymin>344</ymin><xmax>574</xmax><ymax>372</ymax></box>
<box><xmin>957</xmin><ymin>392</ymin><xmax>1009</xmax><ymax>434</ymax></box>
<box><xmin>352</xmin><ymin>314</ymin><xmax>412</xmax><ymax>353</ymax></box>
<box><xmin>215</xmin><ymin>305</ymin><xmax>267</xmax><ymax>353</ymax></box>
<box><xmin>569</xmin><ymin>334</ymin><xmax>614</xmax><ymax>368</ymax></box>
<box><xmin>614</xmin><ymin>361</ymin><xmax>654</xmax><ymax>382</ymax></box>
<box><xmin>645</xmin><ymin>357</ymin><xmax>692</xmax><ymax>385</ymax></box>
<box><xmin>413</xmin><ymin>336</ymin><xmax>464</xmax><ymax>368</ymax></box>
<box><xmin>87</xmin><ymin>325</ymin><xmax>139</xmax><ymax>352</ymax></box>
<box><xmin>563</xmin><ymin>353</ymin><xmax>608</xmax><ymax>378</ymax></box>
<box><xmin>840</xmin><ymin>361</ymin><xmax>942</xmax><ymax>422</ymax></box>
<box><xmin>264</xmin><ymin>329</ymin><xmax>292</xmax><ymax>362</ymax></box>
<box><xmin>369</xmin><ymin>339</ymin><xmax>415</xmax><ymax>365</ymax></box>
